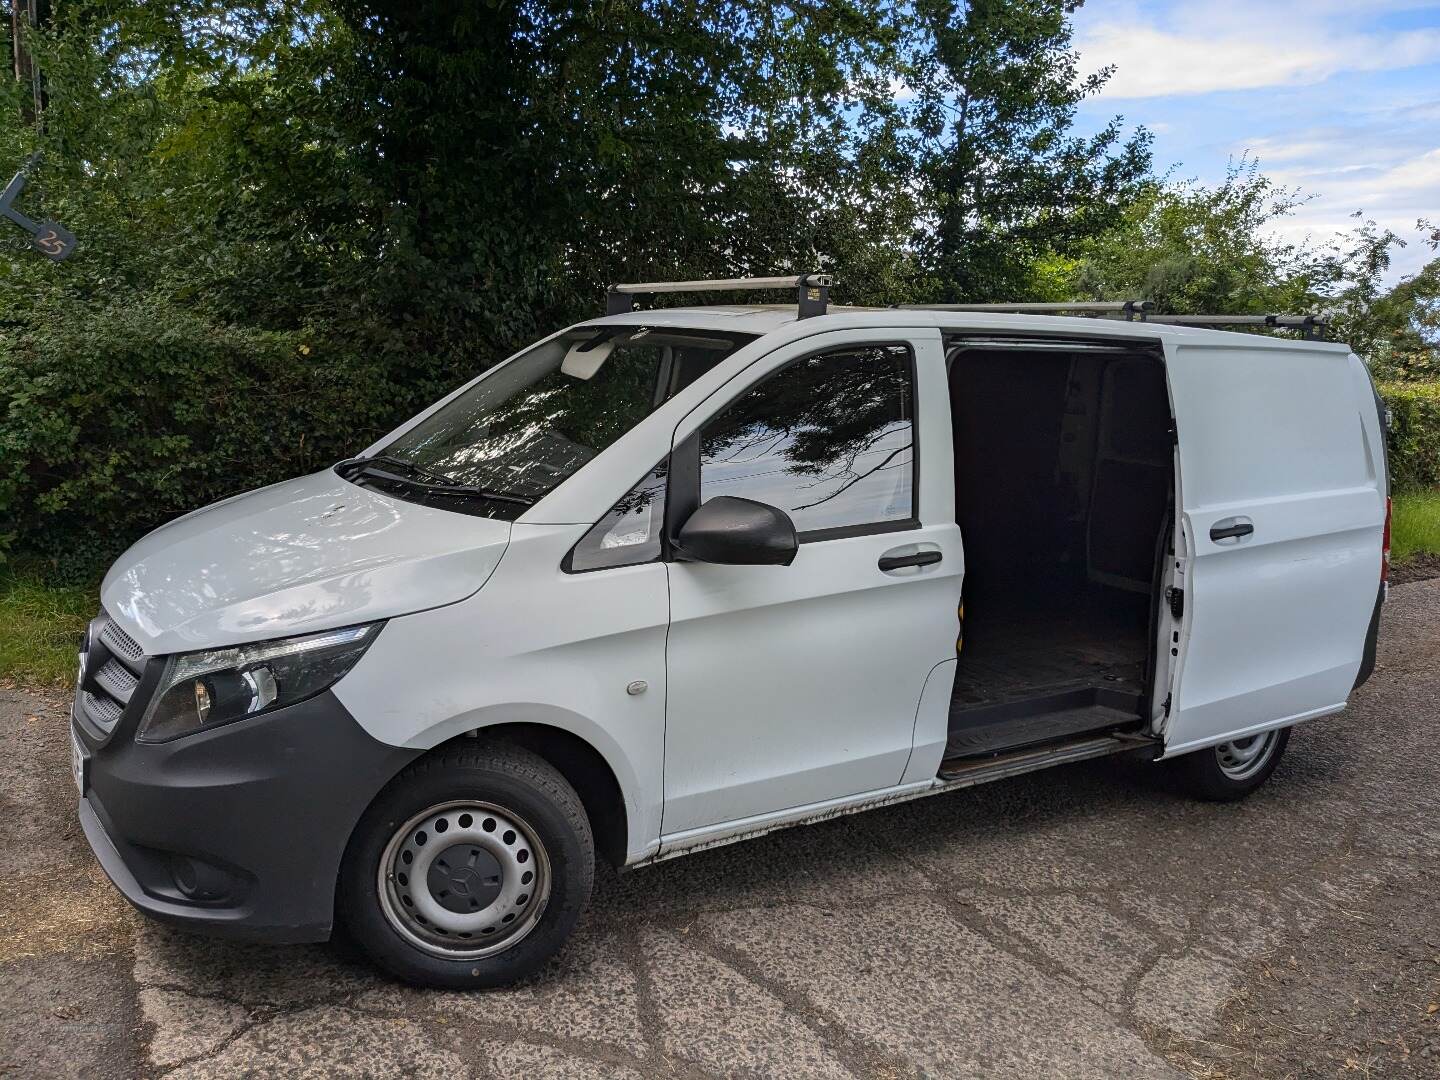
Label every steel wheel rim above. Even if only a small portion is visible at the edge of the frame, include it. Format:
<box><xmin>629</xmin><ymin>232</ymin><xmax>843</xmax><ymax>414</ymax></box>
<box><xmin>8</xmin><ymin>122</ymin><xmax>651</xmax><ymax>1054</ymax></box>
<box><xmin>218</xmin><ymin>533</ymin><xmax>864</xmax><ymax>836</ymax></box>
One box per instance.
<box><xmin>1214</xmin><ymin>730</ymin><xmax>1280</xmax><ymax>781</ymax></box>
<box><xmin>377</xmin><ymin>800</ymin><xmax>551</xmax><ymax>960</ymax></box>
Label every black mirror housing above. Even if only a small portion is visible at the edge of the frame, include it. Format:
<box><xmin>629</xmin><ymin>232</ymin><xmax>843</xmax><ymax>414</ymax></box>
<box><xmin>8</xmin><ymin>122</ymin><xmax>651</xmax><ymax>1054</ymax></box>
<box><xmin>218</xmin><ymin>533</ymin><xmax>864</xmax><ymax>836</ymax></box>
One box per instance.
<box><xmin>674</xmin><ymin>497</ymin><xmax>798</xmax><ymax>566</ymax></box>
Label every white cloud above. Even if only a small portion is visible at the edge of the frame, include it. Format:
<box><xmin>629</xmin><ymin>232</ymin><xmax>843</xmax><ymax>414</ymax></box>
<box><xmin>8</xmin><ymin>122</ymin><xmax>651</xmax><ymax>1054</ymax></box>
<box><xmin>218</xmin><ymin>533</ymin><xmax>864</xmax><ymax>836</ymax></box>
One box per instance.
<box><xmin>1072</xmin><ymin>2</ymin><xmax>1440</xmax><ymax>282</ymax></box>
<box><xmin>1080</xmin><ymin>25</ymin><xmax>1440</xmax><ymax>98</ymax></box>
<box><xmin>1255</xmin><ymin>144</ymin><xmax>1440</xmax><ymax>279</ymax></box>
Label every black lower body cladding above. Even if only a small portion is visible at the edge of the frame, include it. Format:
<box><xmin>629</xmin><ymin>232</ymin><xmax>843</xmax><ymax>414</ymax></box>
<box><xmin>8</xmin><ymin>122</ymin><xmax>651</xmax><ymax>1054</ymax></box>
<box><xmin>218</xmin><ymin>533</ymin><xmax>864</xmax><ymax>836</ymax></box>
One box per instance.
<box><xmin>1352</xmin><ymin>581</ymin><xmax>1386</xmax><ymax>692</ymax></box>
<box><xmin>74</xmin><ymin>688</ymin><xmax>420</xmax><ymax>943</ymax></box>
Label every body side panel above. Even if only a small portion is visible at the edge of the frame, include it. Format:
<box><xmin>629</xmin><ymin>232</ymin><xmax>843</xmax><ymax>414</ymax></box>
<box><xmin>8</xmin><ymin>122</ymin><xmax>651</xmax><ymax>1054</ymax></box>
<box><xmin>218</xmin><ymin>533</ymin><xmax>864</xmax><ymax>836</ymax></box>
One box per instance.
<box><xmin>333</xmin><ymin>522</ymin><xmax>668</xmax><ymax>863</ymax></box>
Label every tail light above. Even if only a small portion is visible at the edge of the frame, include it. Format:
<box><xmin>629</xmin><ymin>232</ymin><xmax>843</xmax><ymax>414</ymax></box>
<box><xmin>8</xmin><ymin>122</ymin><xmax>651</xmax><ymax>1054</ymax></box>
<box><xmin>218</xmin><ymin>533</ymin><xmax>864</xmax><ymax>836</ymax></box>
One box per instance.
<box><xmin>1381</xmin><ymin>496</ymin><xmax>1392</xmax><ymax>585</ymax></box>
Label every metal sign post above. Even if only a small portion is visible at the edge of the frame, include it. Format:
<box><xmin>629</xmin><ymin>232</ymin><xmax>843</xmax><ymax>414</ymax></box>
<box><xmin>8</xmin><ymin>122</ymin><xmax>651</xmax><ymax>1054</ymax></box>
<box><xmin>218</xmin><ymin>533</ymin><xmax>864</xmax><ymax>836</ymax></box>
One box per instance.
<box><xmin>0</xmin><ymin>163</ymin><xmax>76</xmax><ymax>261</ymax></box>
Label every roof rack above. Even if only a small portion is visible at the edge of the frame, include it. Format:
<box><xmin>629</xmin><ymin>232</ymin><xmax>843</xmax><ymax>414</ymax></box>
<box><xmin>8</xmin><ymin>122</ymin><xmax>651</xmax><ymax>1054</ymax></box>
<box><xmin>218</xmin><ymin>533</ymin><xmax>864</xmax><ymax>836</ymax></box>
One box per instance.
<box><xmin>606</xmin><ymin>274</ymin><xmax>832</xmax><ymax>319</ymax></box>
<box><xmin>896</xmin><ymin>300</ymin><xmax>1153</xmax><ymax>321</ymax></box>
<box><xmin>1144</xmin><ymin>313</ymin><xmax>1328</xmax><ymax>340</ymax></box>
<box><xmin>602</xmin><ymin>280</ymin><xmax>1330</xmax><ymax>340</ymax></box>
<box><xmin>897</xmin><ymin>299</ymin><xmax>1328</xmax><ymax>340</ymax></box>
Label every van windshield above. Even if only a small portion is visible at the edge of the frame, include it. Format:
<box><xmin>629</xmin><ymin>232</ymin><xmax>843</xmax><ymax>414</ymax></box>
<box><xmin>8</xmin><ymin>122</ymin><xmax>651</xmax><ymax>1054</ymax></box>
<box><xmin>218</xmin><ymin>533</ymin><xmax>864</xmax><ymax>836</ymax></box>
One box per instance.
<box><xmin>342</xmin><ymin>326</ymin><xmax>755</xmax><ymax>519</ymax></box>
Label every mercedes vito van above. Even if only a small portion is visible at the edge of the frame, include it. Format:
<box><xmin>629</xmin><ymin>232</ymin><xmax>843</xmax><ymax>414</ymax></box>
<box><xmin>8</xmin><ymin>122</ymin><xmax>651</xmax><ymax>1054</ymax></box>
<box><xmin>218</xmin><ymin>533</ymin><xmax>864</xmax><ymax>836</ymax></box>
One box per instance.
<box><xmin>72</xmin><ymin>276</ymin><xmax>1390</xmax><ymax>989</ymax></box>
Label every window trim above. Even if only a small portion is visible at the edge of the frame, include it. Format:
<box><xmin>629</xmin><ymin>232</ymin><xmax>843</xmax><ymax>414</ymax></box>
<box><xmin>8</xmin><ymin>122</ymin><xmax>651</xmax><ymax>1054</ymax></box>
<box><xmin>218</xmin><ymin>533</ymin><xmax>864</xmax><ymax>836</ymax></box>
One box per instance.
<box><xmin>667</xmin><ymin>340</ymin><xmax>922</xmax><ymax>551</ymax></box>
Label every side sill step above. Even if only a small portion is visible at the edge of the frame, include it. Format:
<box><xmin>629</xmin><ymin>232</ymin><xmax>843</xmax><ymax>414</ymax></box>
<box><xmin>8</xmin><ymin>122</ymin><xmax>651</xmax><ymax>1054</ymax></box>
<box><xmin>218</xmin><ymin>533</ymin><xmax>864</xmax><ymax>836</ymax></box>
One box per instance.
<box><xmin>937</xmin><ymin>732</ymin><xmax>1155</xmax><ymax>786</ymax></box>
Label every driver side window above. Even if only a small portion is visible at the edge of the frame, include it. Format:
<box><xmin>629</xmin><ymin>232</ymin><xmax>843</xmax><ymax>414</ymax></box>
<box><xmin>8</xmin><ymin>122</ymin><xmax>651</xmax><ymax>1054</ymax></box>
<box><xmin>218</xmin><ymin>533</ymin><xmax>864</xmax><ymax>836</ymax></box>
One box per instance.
<box><xmin>698</xmin><ymin>343</ymin><xmax>916</xmax><ymax>538</ymax></box>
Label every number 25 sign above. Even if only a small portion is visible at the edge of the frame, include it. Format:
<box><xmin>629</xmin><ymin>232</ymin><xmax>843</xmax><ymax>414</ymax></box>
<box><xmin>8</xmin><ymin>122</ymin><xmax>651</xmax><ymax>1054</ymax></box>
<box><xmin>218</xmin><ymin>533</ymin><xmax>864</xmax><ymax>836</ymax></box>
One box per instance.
<box><xmin>1</xmin><ymin>166</ymin><xmax>77</xmax><ymax>262</ymax></box>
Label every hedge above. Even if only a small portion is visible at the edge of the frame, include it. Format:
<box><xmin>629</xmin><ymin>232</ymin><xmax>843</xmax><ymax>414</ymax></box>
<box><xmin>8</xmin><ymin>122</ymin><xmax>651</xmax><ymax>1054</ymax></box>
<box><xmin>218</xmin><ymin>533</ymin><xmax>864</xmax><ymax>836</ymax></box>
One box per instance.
<box><xmin>1380</xmin><ymin>380</ymin><xmax>1440</xmax><ymax>492</ymax></box>
<box><xmin>0</xmin><ymin>295</ymin><xmax>454</xmax><ymax>583</ymax></box>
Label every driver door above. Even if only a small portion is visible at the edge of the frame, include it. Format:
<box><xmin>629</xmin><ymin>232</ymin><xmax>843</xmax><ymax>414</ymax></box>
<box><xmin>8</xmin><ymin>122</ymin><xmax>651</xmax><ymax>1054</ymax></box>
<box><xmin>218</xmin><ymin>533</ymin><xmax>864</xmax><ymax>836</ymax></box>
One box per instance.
<box><xmin>660</xmin><ymin>329</ymin><xmax>962</xmax><ymax>840</ymax></box>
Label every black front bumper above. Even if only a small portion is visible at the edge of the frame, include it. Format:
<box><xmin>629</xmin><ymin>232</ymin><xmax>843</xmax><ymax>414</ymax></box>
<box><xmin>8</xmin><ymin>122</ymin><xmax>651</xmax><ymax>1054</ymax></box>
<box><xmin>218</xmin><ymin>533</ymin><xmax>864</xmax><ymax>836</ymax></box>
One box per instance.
<box><xmin>73</xmin><ymin>688</ymin><xmax>419</xmax><ymax>943</ymax></box>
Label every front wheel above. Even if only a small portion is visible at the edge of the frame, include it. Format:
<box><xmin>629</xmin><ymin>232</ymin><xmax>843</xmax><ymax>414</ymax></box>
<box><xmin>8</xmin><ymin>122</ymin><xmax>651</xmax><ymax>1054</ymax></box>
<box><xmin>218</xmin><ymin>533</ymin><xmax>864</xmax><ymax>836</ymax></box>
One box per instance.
<box><xmin>1170</xmin><ymin>727</ymin><xmax>1291</xmax><ymax>802</ymax></box>
<box><xmin>338</xmin><ymin>743</ymin><xmax>594</xmax><ymax>989</ymax></box>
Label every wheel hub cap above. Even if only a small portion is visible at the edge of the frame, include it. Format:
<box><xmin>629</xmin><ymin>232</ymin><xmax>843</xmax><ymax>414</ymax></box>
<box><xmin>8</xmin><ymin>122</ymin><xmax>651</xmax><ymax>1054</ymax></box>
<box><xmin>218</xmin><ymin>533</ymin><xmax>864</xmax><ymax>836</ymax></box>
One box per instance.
<box><xmin>377</xmin><ymin>800</ymin><xmax>551</xmax><ymax>960</ymax></box>
<box><xmin>427</xmin><ymin>843</ymin><xmax>504</xmax><ymax>913</ymax></box>
<box><xmin>1214</xmin><ymin>730</ymin><xmax>1279</xmax><ymax>781</ymax></box>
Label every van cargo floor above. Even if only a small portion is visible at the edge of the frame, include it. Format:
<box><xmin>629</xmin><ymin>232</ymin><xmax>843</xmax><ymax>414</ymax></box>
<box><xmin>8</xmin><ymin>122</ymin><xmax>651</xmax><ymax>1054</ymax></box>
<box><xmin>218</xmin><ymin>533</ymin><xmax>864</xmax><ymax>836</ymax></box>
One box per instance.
<box><xmin>951</xmin><ymin>595</ymin><xmax>1147</xmax><ymax>711</ymax></box>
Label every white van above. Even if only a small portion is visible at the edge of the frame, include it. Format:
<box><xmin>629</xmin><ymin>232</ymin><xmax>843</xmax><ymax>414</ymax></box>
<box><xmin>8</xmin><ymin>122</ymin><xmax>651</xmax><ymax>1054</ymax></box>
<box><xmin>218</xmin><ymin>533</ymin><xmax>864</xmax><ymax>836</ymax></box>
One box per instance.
<box><xmin>72</xmin><ymin>276</ymin><xmax>1390</xmax><ymax>989</ymax></box>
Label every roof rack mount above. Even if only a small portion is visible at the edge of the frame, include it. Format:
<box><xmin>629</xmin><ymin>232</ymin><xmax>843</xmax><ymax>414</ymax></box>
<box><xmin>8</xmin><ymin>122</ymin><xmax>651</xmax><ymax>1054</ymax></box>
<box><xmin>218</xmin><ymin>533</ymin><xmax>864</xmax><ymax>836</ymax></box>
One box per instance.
<box><xmin>607</xmin><ymin>273</ymin><xmax>832</xmax><ymax>319</ymax></box>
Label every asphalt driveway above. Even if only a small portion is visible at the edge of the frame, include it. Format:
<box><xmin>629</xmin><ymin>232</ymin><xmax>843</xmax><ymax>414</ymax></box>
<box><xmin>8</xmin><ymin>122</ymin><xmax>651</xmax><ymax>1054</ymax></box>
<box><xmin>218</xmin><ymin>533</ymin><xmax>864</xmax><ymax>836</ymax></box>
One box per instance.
<box><xmin>2</xmin><ymin>580</ymin><xmax>1438</xmax><ymax>1078</ymax></box>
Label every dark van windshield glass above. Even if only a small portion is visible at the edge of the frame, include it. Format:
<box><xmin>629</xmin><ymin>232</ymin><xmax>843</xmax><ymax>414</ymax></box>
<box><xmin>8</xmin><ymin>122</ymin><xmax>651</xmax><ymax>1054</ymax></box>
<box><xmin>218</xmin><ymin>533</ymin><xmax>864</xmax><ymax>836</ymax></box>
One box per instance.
<box><xmin>344</xmin><ymin>327</ymin><xmax>755</xmax><ymax>519</ymax></box>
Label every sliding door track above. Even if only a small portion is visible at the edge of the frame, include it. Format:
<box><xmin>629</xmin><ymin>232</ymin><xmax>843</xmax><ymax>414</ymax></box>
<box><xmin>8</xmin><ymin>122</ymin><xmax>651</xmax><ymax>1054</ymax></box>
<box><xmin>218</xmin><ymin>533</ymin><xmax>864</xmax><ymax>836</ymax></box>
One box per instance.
<box><xmin>938</xmin><ymin>730</ymin><xmax>1155</xmax><ymax>784</ymax></box>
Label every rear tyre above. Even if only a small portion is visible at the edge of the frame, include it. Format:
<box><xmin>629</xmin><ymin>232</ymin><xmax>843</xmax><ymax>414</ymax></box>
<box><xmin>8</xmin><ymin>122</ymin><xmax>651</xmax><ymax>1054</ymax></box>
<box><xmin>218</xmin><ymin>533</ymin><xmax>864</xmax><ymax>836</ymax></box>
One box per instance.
<box><xmin>338</xmin><ymin>743</ymin><xmax>593</xmax><ymax>989</ymax></box>
<box><xmin>1170</xmin><ymin>727</ymin><xmax>1291</xmax><ymax>802</ymax></box>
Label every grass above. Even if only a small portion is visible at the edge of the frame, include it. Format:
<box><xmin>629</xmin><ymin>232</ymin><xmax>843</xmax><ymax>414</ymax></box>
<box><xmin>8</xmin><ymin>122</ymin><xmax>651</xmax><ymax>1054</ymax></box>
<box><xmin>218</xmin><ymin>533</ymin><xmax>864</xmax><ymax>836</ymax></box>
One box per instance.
<box><xmin>1391</xmin><ymin>489</ymin><xmax>1440</xmax><ymax>564</ymax></box>
<box><xmin>0</xmin><ymin>570</ymin><xmax>94</xmax><ymax>687</ymax></box>
<box><xmin>0</xmin><ymin>492</ymin><xmax>1437</xmax><ymax>689</ymax></box>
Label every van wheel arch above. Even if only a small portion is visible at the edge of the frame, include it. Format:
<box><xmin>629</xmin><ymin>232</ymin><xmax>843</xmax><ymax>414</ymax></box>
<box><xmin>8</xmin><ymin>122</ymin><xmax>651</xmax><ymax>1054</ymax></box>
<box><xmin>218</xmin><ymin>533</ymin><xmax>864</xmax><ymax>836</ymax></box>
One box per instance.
<box><xmin>332</xmin><ymin>722</ymin><xmax>629</xmax><ymax>944</ymax></box>
<box><xmin>435</xmin><ymin>723</ymin><xmax>629</xmax><ymax>868</ymax></box>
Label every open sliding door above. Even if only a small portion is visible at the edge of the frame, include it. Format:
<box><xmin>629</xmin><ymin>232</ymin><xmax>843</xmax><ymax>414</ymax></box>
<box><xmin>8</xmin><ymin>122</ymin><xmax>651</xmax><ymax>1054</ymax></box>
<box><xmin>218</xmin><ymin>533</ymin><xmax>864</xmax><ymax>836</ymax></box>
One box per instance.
<box><xmin>1160</xmin><ymin>338</ymin><xmax>1386</xmax><ymax>756</ymax></box>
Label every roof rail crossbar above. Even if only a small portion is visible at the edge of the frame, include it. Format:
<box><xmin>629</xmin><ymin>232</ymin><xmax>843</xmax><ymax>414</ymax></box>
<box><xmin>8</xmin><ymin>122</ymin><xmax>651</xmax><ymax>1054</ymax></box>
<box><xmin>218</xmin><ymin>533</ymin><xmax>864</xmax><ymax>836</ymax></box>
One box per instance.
<box><xmin>896</xmin><ymin>300</ymin><xmax>1153</xmax><ymax>321</ymax></box>
<box><xmin>1145</xmin><ymin>314</ymin><xmax>1328</xmax><ymax>341</ymax></box>
<box><xmin>606</xmin><ymin>273</ymin><xmax>832</xmax><ymax>319</ymax></box>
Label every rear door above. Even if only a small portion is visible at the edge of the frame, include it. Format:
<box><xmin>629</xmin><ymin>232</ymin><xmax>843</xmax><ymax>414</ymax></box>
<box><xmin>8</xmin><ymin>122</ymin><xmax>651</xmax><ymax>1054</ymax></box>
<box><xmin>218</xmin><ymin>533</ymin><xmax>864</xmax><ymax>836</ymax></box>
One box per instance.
<box><xmin>660</xmin><ymin>328</ymin><xmax>961</xmax><ymax>838</ymax></box>
<box><xmin>1162</xmin><ymin>339</ymin><xmax>1386</xmax><ymax>755</ymax></box>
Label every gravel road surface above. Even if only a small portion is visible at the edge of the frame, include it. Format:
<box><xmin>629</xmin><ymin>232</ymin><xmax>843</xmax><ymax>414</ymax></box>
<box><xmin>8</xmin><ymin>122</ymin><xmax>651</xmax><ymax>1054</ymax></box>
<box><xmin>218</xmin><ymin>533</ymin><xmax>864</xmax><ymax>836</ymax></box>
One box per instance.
<box><xmin>2</xmin><ymin>580</ymin><xmax>1437</xmax><ymax>1078</ymax></box>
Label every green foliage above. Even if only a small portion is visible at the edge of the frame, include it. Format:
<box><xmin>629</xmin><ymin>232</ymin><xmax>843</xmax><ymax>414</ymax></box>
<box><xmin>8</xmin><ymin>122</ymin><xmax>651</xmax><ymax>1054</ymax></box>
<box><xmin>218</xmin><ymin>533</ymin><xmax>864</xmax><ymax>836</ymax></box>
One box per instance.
<box><xmin>1066</xmin><ymin>158</ymin><xmax>1326</xmax><ymax>313</ymax></box>
<box><xmin>3</xmin><ymin>0</ymin><xmax>1436</xmax><ymax>587</ymax></box>
<box><xmin>1391</xmin><ymin>490</ymin><xmax>1440</xmax><ymax>564</ymax></box>
<box><xmin>0</xmin><ymin>0</ymin><xmax>922</xmax><ymax>577</ymax></box>
<box><xmin>1</xmin><ymin>295</ymin><xmax>403</xmax><ymax>581</ymax></box>
<box><xmin>1346</xmin><ymin>252</ymin><xmax>1440</xmax><ymax>383</ymax></box>
<box><xmin>1062</xmin><ymin>161</ymin><xmax>1440</xmax><ymax>376</ymax></box>
<box><xmin>1380</xmin><ymin>381</ymin><xmax>1440</xmax><ymax>493</ymax></box>
<box><xmin>905</xmin><ymin>0</ymin><xmax>1152</xmax><ymax>301</ymax></box>
<box><xmin>0</xmin><ymin>567</ymin><xmax>92</xmax><ymax>686</ymax></box>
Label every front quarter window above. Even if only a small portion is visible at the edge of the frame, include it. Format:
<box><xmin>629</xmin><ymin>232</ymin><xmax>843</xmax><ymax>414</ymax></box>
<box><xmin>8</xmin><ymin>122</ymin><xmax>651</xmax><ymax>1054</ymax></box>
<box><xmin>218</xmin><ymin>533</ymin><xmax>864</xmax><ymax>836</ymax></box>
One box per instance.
<box><xmin>347</xmin><ymin>327</ymin><xmax>753</xmax><ymax>520</ymax></box>
<box><xmin>566</xmin><ymin>460</ymin><xmax>669</xmax><ymax>572</ymax></box>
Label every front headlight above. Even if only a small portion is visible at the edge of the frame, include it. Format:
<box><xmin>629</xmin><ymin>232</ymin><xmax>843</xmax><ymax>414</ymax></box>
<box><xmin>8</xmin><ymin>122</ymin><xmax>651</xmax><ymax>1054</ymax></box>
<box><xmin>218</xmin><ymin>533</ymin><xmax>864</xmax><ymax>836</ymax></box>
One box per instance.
<box><xmin>136</xmin><ymin>623</ymin><xmax>383</xmax><ymax>743</ymax></box>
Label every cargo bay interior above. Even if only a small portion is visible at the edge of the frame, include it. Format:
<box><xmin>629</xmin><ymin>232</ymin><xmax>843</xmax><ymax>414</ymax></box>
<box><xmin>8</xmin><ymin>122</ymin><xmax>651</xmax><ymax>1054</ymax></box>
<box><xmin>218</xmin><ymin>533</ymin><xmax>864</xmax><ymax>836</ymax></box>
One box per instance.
<box><xmin>943</xmin><ymin>339</ymin><xmax>1175</xmax><ymax>765</ymax></box>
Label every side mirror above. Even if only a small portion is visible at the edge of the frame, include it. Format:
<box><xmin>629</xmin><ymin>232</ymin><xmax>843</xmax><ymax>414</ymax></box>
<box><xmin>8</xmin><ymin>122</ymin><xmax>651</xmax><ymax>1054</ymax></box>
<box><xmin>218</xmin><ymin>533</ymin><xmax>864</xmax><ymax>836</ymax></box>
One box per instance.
<box><xmin>674</xmin><ymin>497</ymin><xmax>798</xmax><ymax>566</ymax></box>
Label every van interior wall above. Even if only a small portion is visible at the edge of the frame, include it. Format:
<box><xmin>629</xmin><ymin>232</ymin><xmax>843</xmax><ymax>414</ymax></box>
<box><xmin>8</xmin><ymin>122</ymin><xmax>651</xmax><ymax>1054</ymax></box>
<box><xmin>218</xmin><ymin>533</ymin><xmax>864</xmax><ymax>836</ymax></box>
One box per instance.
<box><xmin>946</xmin><ymin>345</ymin><xmax>1173</xmax><ymax>756</ymax></box>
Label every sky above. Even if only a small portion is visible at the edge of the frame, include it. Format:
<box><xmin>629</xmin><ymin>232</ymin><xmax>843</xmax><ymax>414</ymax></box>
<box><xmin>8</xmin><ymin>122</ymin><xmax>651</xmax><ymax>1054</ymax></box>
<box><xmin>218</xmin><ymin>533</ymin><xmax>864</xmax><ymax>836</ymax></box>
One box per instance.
<box><xmin>1069</xmin><ymin>0</ymin><xmax>1440</xmax><ymax>283</ymax></box>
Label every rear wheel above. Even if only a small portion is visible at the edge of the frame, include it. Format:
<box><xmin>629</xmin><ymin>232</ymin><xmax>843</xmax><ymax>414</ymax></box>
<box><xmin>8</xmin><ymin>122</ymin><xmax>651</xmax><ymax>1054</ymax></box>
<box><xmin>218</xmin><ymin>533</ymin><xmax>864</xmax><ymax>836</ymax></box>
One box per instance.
<box><xmin>338</xmin><ymin>743</ymin><xmax>593</xmax><ymax>989</ymax></box>
<box><xmin>1171</xmin><ymin>727</ymin><xmax>1291</xmax><ymax>802</ymax></box>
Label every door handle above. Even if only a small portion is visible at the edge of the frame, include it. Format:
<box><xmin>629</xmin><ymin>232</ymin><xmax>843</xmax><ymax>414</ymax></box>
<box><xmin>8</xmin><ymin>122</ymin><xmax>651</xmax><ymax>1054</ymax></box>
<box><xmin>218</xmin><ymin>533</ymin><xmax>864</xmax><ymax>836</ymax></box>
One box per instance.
<box><xmin>878</xmin><ymin>550</ymin><xmax>943</xmax><ymax>571</ymax></box>
<box><xmin>1209</xmin><ymin>518</ymin><xmax>1254</xmax><ymax>543</ymax></box>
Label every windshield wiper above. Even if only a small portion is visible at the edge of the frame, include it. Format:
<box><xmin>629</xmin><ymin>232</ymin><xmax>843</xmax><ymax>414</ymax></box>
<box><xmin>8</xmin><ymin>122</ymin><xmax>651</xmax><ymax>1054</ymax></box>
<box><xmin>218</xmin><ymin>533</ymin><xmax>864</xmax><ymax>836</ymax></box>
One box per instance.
<box><xmin>345</xmin><ymin>459</ymin><xmax>533</xmax><ymax>508</ymax></box>
<box><xmin>346</xmin><ymin>454</ymin><xmax>460</xmax><ymax>487</ymax></box>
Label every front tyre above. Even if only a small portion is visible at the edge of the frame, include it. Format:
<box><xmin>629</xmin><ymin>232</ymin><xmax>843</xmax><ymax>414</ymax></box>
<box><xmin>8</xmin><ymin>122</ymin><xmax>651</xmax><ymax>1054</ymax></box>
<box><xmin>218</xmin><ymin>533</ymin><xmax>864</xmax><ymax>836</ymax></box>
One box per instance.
<box><xmin>1170</xmin><ymin>727</ymin><xmax>1291</xmax><ymax>802</ymax></box>
<box><xmin>339</xmin><ymin>743</ymin><xmax>594</xmax><ymax>989</ymax></box>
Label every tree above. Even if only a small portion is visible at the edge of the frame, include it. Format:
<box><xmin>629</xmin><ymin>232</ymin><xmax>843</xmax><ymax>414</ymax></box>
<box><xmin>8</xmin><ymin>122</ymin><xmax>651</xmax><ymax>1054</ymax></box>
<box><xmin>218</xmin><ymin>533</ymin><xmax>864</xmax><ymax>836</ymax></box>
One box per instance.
<box><xmin>1331</xmin><ymin>220</ymin><xmax>1439</xmax><ymax>382</ymax></box>
<box><xmin>1062</xmin><ymin>157</ymin><xmax>1325</xmax><ymax>314</ymax></box>
<box><xmin>1059</xmin><ymin>158</ymin><xmax>1440</xmax><ymax>376</ymax></box>
<box><xmin>904</xmin><ymin>0</ymin><xmax>1152</xmax><ymax>302</ymax></box>
<box><xmin>0</xmin><ymin>0</ymin><xmax>917</xmax><ymax>576</ymax></box>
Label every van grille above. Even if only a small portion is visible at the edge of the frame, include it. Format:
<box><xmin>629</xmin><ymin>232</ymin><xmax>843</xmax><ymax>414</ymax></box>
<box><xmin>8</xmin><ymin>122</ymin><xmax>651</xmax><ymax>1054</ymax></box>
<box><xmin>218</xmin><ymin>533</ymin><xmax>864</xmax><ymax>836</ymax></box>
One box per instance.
<box><xmin>77</xmin><ymin>611</ymin><xmax>151</xmax><ymax>738</ymax></box>
<box><xmin>93</xmin><ymin>658</ymin><xmax>139</xmax><ymax>702</ymax></box>
<box><xmin>99</xmin><ymin>620</ymin><xmax>145</xmax><ymax>664</ymax></box>
<box><xmin>82</xmin><ymin>690</ymin><xmax>124</xmax><ymax>727</ymax></box>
